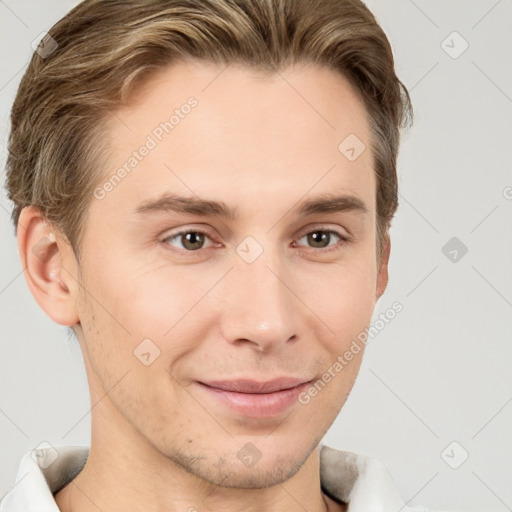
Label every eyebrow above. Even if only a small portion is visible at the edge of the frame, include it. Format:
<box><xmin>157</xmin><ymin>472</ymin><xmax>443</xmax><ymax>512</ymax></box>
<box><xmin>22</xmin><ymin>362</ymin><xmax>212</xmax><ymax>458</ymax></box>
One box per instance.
<box><xmin>133</xmin><ymin>192</ymin><xmax>370</xmax><ymax>219</ymax></box>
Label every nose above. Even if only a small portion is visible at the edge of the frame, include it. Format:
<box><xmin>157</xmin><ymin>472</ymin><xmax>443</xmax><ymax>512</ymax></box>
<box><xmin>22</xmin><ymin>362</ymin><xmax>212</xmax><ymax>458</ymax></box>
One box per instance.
<box><xmin>219</xmin><ymin>249</ymin><xmax>299</xmax><ymax>352</ymax></box>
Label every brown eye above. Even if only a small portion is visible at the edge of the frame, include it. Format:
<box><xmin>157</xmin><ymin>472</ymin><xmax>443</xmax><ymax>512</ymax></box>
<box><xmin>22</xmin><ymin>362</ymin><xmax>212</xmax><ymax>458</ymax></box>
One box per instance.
<box><xmin>163</xmin><ymin>230</ymin><xmax>213</xmax><ymax>251</ymax></box>
<box><xmin>306</xmin><ymin>231</ymin><xmax>333</xmax><ymax>248</ymax></box>
<box><xmin>295</xmin><ymin>228</ymin><xmax>348</xmax><ymax>253</ymax></box>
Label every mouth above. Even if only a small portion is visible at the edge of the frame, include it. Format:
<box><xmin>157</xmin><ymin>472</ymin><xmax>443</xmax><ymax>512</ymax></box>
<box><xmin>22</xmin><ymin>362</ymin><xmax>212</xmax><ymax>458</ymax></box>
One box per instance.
<box><xmin>195</xmin><ymin>377</ymin><xmax>313</xmax><ymax>418</ymax></box>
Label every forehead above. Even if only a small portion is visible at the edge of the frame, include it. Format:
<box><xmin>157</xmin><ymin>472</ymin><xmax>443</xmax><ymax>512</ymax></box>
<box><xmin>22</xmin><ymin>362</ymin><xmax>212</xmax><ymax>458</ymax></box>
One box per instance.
<box><xmin>95</xmin><ymin>59</ymin><xmax>374</xmax><ymax>221</ymax></box>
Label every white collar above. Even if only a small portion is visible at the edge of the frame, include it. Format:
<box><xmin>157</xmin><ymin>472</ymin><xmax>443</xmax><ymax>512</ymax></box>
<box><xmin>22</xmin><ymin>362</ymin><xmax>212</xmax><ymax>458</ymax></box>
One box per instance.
<box><xmin>0</xmin><ymin>444</ymin><xmax>438</xmax><ymax>512</ymax></box>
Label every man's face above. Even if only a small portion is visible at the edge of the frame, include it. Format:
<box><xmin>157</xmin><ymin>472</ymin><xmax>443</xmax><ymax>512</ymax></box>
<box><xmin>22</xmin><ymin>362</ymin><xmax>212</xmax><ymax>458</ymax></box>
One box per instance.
<box><xmin>73</xmin><ymin>60</ymin><xmax>386</xmax><ymax>487</ymax></box>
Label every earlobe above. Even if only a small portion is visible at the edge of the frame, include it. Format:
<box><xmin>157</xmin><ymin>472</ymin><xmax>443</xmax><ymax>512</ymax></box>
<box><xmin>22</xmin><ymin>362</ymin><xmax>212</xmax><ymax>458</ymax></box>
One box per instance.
<box><xmin>17</xmin><ymin>206</ymin><xmax>80</xmax><ymax>326</ymax></box>
<box><xmin>376</xmin><ymin>235</ymin><xmax>390</xmax><ymax>300</ymax></box>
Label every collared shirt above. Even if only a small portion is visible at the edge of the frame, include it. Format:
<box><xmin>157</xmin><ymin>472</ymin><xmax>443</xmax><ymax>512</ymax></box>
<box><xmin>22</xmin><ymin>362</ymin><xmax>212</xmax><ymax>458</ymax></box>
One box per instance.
<box><xmin>0</xmin><ymin>443</ymin><xmax>446</xmax><ymax>512</ymax></box>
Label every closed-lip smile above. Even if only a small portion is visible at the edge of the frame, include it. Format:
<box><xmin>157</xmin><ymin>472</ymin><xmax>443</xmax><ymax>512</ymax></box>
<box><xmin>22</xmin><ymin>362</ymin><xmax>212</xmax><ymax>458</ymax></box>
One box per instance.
<box><xmin>196</xmin><ymin>377</ymin><xmax>314</xmax><ymax>418</ymax></box>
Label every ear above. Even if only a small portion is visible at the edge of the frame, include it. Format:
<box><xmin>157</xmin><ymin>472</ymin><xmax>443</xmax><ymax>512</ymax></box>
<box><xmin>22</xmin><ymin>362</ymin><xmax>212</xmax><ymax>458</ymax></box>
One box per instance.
<box><xmin>375</xmin><ymin>234</ymin><xmax>390</xmax><ymax>300</ymax></box>
<box><xmin>17</xmin><ymin>206</ymin><xmax>80</xmax><ymax>326</ymax></box>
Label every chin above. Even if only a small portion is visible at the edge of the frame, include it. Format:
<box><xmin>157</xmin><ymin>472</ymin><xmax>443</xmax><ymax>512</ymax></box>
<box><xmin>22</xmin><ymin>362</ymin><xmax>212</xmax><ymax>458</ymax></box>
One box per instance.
<box><xmin>164</xmin><ymin>434</ymin><xmax>321</xmax><ymax>489</ymax></box>
<box><xmin>193</xmin><ymin>454</ymin><xmax>305</xmax><ymax>489</ymax></box>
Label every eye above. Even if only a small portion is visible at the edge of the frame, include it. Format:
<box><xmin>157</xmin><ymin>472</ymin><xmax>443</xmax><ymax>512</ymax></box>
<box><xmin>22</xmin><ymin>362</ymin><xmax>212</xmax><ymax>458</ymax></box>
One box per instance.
<box><xmin>161</xmin><ymin>226</ymin><xmax>350</xmax><ymax>255</ymax></box>
<box><xmin>162</xmin><ymin>229</ymin><xmax>216</xmax><ymax>252</ymax></box>
<box><xmin>294</xmin><ymin>228</ymin><xmax>349</xmax><ymax>253</ymax></box>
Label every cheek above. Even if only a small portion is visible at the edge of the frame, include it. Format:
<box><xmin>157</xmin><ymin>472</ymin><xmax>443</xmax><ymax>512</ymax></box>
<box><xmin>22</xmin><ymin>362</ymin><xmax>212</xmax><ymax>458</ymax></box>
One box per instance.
<box><xmin>301</xmin><ymin>257</ymin><xmax>377</xmax><ymax>348</ymax></box>
<box><xmin>78</xmin><ymin>255</ymin><xmax>215</xmax><ymax>372</ymax></box>
<box><xmin>76</xmin><ymin>265</ymin><xmax>185</xmax><ymax>418</ymax></box>
<box><xmin>82</xmin><ymin>254</ymin><xmax>184</xmax><ymax>335</ymax></box>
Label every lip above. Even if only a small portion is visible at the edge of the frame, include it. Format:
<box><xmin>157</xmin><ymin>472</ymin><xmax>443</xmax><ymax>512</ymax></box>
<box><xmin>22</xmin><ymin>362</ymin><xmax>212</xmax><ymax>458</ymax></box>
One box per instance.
<box><xmin>196</xmin><ymin>378</ymin><xmax>313</xmax><ymax>418</ymax></box>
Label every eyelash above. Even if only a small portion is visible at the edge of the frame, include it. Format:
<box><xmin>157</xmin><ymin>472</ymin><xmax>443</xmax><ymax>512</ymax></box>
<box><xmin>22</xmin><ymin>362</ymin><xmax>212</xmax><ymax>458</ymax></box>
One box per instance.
<box><xmin>161</xmin><ymin>226</ymin><xmax>350</xmax><ymax>255</ymax></box>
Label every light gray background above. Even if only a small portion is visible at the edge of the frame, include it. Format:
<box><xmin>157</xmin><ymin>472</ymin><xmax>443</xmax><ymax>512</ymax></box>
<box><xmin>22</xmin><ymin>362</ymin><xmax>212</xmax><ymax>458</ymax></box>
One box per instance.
<box><xmin>1</xmin><ymin>1</ymin><xmax>511</xmax><ymax>511</ymax></box>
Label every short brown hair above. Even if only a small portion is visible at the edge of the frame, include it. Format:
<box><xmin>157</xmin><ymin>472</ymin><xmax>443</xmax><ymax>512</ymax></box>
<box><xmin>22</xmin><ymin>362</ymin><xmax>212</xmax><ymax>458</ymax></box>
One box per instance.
<box><xmin>5</xmin><ymin>0</ymin><xmax>413</xmax><ymax>265</ymax></box>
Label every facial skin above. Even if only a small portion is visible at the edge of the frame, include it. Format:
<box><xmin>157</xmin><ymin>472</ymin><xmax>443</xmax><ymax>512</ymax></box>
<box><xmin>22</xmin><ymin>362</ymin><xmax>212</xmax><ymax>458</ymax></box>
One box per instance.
<box><xmin>19</xmin><ymin>59</ymin><xmax>390</xmax><ymax>512</ymax></box>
